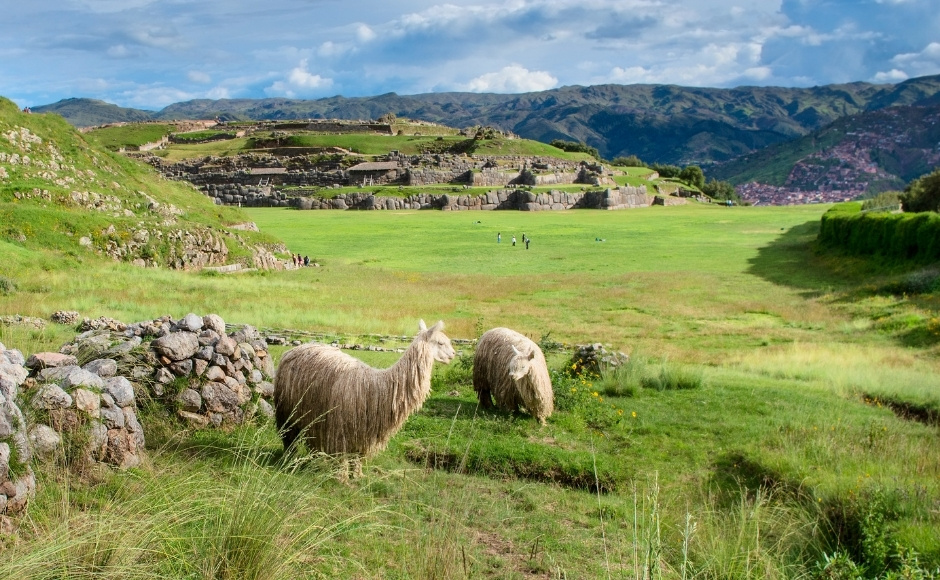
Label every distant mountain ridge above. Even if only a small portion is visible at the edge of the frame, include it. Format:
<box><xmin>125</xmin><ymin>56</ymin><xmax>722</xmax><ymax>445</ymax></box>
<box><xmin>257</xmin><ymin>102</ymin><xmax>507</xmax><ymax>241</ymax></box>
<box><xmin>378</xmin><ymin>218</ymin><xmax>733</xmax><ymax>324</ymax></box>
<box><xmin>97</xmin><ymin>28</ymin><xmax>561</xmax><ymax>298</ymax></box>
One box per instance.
<box><xmin>34</xmin><ymin>75</ymin><xmax>940</xmax><ymax>168</ymax></box>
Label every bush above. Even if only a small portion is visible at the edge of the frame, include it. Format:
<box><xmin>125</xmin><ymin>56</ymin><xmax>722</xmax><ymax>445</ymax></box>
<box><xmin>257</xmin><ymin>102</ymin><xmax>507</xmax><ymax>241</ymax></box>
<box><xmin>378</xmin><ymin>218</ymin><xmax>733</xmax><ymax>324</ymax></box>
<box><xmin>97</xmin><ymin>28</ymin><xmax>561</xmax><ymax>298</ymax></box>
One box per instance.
<box><xmin>610</xmin><ymin>155</ymin><xmax>646</xmax><ymax>167</ymax></box>
<box><xmin>0</xmin><ymin>276</ymin><xmax>16</xmax><ymax>295</ymax></box>
<box><xmin>862</xmin><ymin>191</ymin><xmax>902</xmax><ymax>212</ymax></box>
<box><xmin>818</xmin><ymin>202</ymin><xmax>940</xmax><ymax>262</ymax></box>
<box><xmin>900</xmin><ymin>168</ymin><xmax>940</xmax><ymax>213</ymax></box>
<box><xmin>549</xmin><ymin>139</ymin><xmax>600</xmax><ymax>160</ymax></box>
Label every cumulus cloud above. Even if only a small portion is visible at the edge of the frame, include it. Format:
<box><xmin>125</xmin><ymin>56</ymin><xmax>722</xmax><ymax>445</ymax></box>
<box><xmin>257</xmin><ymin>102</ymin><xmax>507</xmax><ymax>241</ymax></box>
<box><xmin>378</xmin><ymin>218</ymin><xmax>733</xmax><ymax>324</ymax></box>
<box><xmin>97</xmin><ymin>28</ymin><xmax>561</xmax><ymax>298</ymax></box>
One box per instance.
<box><xmin>462</xmin><ymin>65</ymin><xmax>558</xmax><ymax>93</ymax></box>
<box><xmin>889</xmin><ymin>42</ymin><xmax>940</xmax><ymax>77</ymax></box>
<box><xmin>872</xmin><ymin>69</ymin><xmax>909</xmax><ymax>82</ymax></box>
<box><xmin>265</xmin><ymin>59</ymin><xmax>333</xmax><ymax>97</ymax></box>
<box><xmin>356</xmin><ymin>24</ymin><xmax>376</xmax><ymax>42</ymax></box>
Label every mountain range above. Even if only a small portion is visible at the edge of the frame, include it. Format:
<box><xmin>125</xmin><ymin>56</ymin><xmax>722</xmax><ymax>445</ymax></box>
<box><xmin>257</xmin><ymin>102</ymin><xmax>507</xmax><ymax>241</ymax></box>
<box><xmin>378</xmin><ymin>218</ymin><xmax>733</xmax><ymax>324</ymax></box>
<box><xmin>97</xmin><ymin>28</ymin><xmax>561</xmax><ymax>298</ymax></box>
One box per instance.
<box><xmin>32</xmin><ymin>75</ymin><xmax>940</xmax><ymax>200</ymax></box>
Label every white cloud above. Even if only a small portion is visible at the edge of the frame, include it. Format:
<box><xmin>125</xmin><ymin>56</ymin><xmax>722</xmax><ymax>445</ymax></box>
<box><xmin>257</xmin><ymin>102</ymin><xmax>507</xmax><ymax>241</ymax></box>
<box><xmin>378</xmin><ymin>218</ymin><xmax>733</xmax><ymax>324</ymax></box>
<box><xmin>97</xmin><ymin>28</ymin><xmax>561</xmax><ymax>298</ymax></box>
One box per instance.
<box><xmin>188</xmin><ymin>71</ymin><xmax>211</xmax><ymax>84</ymax></box>
<box><xmin>462</xmin><ymin>65</ymin><xmax>558</xmax><ymax>93</ymax></box>
<box><xmin>288</xmin><ymin>59</ymin><xmax>331</xmax><ymax>89</ymax></box>
<box><xmin>205</xmin><ymin>86</ymin><xmax>231</xmax><ymax>99</ymax></box>
<box><xmin>265</xmin><ymin>59</ymin><xmax>333</xmax><ymax>97</ymax></box>
<box><xmin>356</xmin><ymin>24</ymin><xmax>376</xmax><ymax>43</ymax></box>
<box><xmin>890</xmin><ymin>42</ymin><xmax>940</xmax><ymax>77</ymax></box>
<box><xmin>872</xmin><ymin>69</ymin><xmax>909</xmax><ymax>82</ymax></box>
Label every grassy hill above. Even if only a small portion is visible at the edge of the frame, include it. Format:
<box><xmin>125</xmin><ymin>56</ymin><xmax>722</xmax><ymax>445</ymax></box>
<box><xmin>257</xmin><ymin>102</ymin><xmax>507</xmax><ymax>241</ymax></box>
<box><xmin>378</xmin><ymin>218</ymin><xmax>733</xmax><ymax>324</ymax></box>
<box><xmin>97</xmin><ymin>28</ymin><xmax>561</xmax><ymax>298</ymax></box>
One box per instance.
<box><xmin>0</xmin><ymin>97</ymin><xmax>284</xmax><ymax>272</ymax></box>
<box><xmin>31</xmin><ymin>97</ymin><xmax>155</xmax><ymax>128</ymax></box>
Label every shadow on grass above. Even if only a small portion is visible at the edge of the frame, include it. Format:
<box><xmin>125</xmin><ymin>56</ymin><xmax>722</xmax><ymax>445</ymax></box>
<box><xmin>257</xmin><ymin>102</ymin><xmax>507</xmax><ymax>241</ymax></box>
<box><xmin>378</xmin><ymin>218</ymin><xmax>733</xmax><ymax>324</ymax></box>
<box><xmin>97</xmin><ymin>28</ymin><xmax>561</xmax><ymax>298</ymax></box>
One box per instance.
<box><xmin>745</xmin><ymin>219</ymin><xmax>920</xmax><ymax>295</ymax></box>
<box><xmin>746</xmin><ymin>220</ymin><xmax>858</xmax><ymax>295</ymax></box>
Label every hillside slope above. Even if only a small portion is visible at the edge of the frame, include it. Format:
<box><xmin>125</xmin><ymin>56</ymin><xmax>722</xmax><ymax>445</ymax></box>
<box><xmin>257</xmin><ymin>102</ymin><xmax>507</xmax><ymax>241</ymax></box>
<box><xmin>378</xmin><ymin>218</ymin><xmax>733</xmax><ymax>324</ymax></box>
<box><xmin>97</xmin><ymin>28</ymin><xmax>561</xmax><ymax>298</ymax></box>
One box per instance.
<box><xmin>709</xmin><ymin>103</ymin><xmax>940</xmax><ymax>201</ymax></box>
<box><xmin>32</xmin><ymin>97</ymin><xmax>156</xmax><ymax>128</ymax></box>
<box><xmin>0</xmin><ymin>97</ymin><xmax>285</xmax><ymax>271</ymax></box>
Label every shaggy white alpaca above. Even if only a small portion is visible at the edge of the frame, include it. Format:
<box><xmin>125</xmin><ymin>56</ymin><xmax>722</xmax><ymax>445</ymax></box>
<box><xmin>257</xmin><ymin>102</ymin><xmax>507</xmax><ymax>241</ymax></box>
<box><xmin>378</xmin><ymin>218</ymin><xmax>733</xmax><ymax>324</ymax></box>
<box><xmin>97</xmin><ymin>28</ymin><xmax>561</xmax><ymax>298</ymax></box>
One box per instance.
<box><xmin>473</xmin><ymin>327</ymin><xmax>554</xmax><ymax>424</ymax></box>
<box><xmin>273</xmin><ymin>320</ymin><xmax>455</xmax><ymax>477</ymax></box>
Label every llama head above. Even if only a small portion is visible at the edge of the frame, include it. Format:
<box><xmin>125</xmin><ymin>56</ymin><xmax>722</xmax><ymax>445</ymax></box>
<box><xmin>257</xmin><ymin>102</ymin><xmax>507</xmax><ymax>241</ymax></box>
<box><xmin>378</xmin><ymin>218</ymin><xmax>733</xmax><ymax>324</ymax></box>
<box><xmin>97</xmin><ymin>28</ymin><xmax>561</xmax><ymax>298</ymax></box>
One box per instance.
<box><xmin>419</xmin><ymin>319</ymin><xmax>456</xmax><ymax>364</ymax></box>
<box><xmin>509</xmin><ymin>344</ymin><xmax>535</xmax><ymax>380</ymax></box>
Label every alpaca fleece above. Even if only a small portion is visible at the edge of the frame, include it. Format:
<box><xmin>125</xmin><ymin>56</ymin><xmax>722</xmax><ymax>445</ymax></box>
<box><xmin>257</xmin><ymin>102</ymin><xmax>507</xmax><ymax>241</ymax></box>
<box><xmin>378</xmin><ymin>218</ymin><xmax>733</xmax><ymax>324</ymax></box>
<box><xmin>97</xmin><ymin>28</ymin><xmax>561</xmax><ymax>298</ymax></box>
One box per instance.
<box><xmin>274</xmin><ymin>320</ymin><xmax>455</xmax><ymax>458</ymax></box>
<box><xmin>473</xmin><ymin>327</ymin><xmax>554</xmax><ymax>424</ymax></box>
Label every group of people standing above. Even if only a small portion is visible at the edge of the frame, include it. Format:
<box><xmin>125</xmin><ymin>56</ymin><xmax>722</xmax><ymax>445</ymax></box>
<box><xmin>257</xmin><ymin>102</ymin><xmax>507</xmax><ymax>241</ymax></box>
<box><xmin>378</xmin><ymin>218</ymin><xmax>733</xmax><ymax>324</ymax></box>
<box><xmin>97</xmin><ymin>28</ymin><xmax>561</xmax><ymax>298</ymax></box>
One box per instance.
<box><xmin>497</xmin><ymin>232</ymin><xmax>530</xmax><ymax>249</ymax></box>
<box><xmin>292</xmin><ymin>253</ymin><xmax>309</xmax><ymax>267</ymax></box>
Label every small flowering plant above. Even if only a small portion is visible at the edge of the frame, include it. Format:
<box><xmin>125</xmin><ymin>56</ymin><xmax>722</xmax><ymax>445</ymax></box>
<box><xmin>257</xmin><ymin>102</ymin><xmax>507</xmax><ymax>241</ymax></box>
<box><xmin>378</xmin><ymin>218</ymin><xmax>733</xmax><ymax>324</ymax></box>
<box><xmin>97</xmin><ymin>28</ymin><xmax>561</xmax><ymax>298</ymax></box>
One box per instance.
<box><xmin>552</xmin><ymin>365</ymin><xmax>625</xmax><ymax>432</ymax></box>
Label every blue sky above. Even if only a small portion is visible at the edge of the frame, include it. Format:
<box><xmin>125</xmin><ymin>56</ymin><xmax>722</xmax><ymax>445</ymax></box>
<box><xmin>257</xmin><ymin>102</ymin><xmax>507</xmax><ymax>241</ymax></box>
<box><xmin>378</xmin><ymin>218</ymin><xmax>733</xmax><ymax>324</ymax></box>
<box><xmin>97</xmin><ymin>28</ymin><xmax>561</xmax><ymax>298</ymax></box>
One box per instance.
<box><xmin>2</xmin><ymin>0</ymin><xmax>939</xmax><ymax>111</ymax></box>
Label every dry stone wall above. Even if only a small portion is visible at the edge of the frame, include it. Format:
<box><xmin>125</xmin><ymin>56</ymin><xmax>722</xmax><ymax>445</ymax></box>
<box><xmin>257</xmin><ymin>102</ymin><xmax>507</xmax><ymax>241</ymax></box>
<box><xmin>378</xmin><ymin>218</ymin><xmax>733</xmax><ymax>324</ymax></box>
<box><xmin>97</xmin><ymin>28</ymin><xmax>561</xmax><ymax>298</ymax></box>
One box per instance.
<box><xmin>0</xmin><ymin>342</ymin><xmax>35</xmax><ymax>520</ymax></box>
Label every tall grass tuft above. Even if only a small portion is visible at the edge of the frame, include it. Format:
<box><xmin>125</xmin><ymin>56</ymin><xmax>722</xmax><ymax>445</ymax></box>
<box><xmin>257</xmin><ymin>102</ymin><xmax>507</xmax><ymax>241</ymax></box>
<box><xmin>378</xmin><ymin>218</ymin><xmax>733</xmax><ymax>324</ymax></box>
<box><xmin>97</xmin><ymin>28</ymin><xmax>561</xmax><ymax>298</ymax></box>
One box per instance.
<box><xmin>640</xmin><ymin>359</ymin><xmax>705</xmax><ymax>391</ymax></box>
<box><xmin>0</xmin><ymin>427</ymin><xmax>369</xmax><ymax>579</ymax></box>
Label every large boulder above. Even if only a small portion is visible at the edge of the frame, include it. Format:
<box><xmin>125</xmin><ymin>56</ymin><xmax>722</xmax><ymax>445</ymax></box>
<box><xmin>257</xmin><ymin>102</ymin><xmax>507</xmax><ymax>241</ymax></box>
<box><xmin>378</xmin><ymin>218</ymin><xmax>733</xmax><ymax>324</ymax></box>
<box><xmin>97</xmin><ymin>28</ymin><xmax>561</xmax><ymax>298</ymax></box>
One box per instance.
<box><xmin>151</xmin><ymin>332</ymin><xmax>199</xmax><ymax>361</ymax></box>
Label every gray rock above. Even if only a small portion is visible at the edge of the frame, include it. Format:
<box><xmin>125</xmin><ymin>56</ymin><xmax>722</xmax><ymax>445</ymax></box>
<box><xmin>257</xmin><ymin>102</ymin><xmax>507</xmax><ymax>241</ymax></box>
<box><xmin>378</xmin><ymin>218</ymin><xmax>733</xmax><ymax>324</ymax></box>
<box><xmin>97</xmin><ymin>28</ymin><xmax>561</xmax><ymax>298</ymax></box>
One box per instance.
<box><xmin>176</xmin><ymin>388</ymin><xmax>202</xmax><ymax>413</ymax></box>
<box><xmin>178</xmin><ymin>410</ymin><xmax>209</xmax><ymax>428</ymax></box>
<box><xmin>194</xmin><ymin>346</ymin><xmax>214</xmax><ymax>360</ymax></box>
<box><xmin>0</xmin><ymin>442</ymin><xmax>8</xmax><ymax>480</ymax></box>
<box><xmin>25</xmin><ymin>352</ymin><xmax>78</xmax><ymax>370</ymax></box>
<box><xmin>104</xmin><ymin>336</ymin><xmax>141</xmax><ymax>357</ymax></box>
<box><xmin>193</xmin><ymin>358</ymin><xmax>208</xmax><ymax>377</ymax></box>
<box><xmin>249</xmin><ymin>369</ymin><xmax>264</xmax><ymax>385</ymax></box>
<box><xmin>123</xmin><ymin>407</ymin><xmax>145</xmax><ymax>449</ymax></box>
<box><xmin>151</xmin><ymin>332</ymin><xmax>199</xmax><ymax>361</ymax></box>
<box><xmin>99</xmin><ymin>405</ymin><xmax>125</xmax><ymax>429</ymax></box>
<box><xmin>205</xmin><ymin>366</ymin><xmax>226</xmax><ymax>382</ymax></box>
<box><xmin>201</xmin><ymin>382</ymin><xmax>240</xmax><ymax>413</ymax></box>
<box><xmin>153</xmin><ymin>367</ymin><xmax>175</xmax><ymax>385</ymax></box>
<box><xmin>197</xmin><ymin>331</ymin><xmax>219</xmax><ymax>347</ymax></box>
<box><xmin>100</xmin><ymin>392</ymin><xmax>115</xmax><ymax>408</ymax></box>
<box><xmin>211</xmin><ymin>353</ymin><xmax>227</xmax><ymax>367</ymax></box>
<box><xmin>1</xmin><ymin>349</ymin><xmax>25</xmax><ymax>367</ymax></box>
<box><xmin>202</xmin><ymin>314</ymin><xmax>226</xmax><ymax>335</ymax></box>
<box><xmin>83</xmin><ymin>358</ymin><xmax>117</xmax><ymax>378</ymax></box>
<box><xmin>256</xmin><ymin>398</ymin><xmax>275</xmax><ymax>419</ymax></box>
<box><xmin>72</xmin><ymin>388</ymin><xmax>101</xmax><ymax>418</ymax></box>
<box><xmin>32</xmin><ymin>384</ymin><xmax>72</xmax><ymax>410</ymax></box>
<box><xmin>38</xmin><ymin>364</ymin><xmax>80</xmax><ymax>383</ymax></box>
<box><xmin>168</xmin><ymin>359</ymin><xmax>193</xmax><ymax>377</ymax></box>
<box><xmin>230</xmin><ymin>325</ymin><xmax>261</xmax><ymax>345</ymax></box>
<box><xmin>27</xmin><ymin>424</ymin><xmax>61</xmax><ymax>459</ymax></box>
<box><xmin>88</xmin><ymin>420</ymin><xmax>108</xmax><ymax>460</ymax></box>
<box><xmin>178</xmin><ymin>313</ymin><xmax>204</xmax><ymax>333</ymax></box>
<box><xmin>0</xmin><ymin>412</ymin><xmax>11</xmax><ymax>439</ymax></box>
<box><xmin>254</xmin><ymin>381</ymin><xmax>275</xmax><ymax>398</ymax></box>
<box><xmin>60</xmin><ymin>367</ymin><xmax>105</xmax><ymax>390</ymax></box>
<box><xmin>0</xmin><ymin>363</ymin><xmax>27</xmax><ymax>396</ymax></box>
<box><xmin>103</xmin><ymin>376</ymin><xmax>135</xmax><ymax>407</ymax></box>
<box><xmin>214</xmin><ymin>336</ymin><xmax>237</xmax><ymax>357</ymax></box>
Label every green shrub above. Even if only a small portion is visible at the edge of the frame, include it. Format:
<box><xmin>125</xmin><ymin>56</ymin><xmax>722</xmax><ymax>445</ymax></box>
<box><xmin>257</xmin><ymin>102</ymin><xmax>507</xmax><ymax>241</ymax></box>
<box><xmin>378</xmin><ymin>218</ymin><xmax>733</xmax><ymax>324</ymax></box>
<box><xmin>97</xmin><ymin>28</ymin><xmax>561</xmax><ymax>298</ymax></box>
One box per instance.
<box><xmin>0</xmin><ymin>275</ymin><xmax>16</xmax><ymax>295</ymax></box>
<box><xmin>818</xmin><ymin>202</ymin><xmax>940</xmax><ymax>261</ymax></box>
<box><xmin>862</xmin><ymin>191</ymin><xmax>902</xmax><ymax>212</ymax></box>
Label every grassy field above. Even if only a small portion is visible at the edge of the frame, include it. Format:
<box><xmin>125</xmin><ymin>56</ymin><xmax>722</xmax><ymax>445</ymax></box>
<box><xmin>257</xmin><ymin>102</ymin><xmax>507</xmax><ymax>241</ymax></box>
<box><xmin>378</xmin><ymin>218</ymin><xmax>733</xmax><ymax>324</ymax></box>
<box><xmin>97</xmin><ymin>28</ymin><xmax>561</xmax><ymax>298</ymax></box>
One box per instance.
<box><xmin>2</xmin><ymin>201</ymin><xmax>939</xmax><ymax>578</ymax></box>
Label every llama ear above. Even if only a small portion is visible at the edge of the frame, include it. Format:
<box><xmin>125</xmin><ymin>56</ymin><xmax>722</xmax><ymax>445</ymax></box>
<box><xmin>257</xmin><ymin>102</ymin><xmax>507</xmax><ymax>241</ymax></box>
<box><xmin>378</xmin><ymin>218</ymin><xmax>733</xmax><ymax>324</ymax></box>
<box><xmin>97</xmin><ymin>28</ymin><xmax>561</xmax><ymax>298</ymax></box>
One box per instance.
<box><xmin>527</xmin><ymin>350</ymin><xmax>536</xmax><ymax>360</ymax></box>
<box><xmin>430</xmin><ymin>320</ymin><xmax>444</xmax><ymax>332</ymax></box>
<box><xmin>418</xmin><ymin>319</ymin><xmax>427</xmax><ymax>332</ymax></box>
<box><xmin>511</xmin><ymin>344</ymin><xmax>521</xmax><ymax>356</ymax></box>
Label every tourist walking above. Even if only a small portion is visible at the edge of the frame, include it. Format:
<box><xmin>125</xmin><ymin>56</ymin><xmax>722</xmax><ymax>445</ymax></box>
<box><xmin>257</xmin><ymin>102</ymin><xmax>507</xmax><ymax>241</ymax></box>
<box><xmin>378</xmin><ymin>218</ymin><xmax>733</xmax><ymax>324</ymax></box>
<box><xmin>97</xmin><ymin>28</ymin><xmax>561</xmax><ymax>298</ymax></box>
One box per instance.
<box><xmin>497</xmin><ymin>232</ymin><xmax>501</xmax><ymax>244</ymax></box>
<box><xmin>511</xmin><ymin>236</ymin><xmax>516</xmax><ymax>246</ymax></box>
